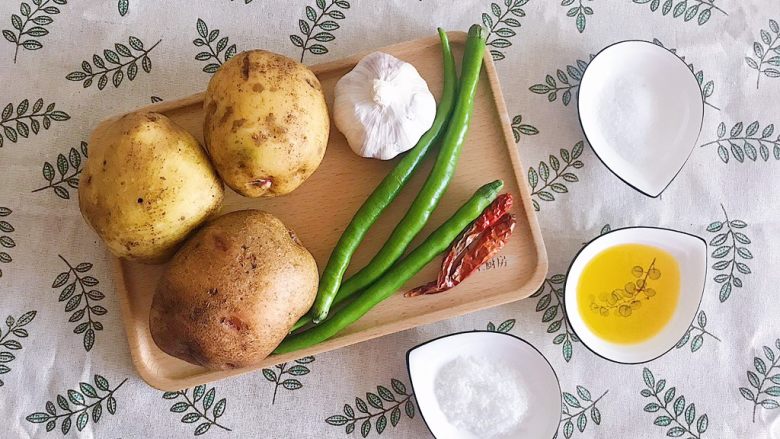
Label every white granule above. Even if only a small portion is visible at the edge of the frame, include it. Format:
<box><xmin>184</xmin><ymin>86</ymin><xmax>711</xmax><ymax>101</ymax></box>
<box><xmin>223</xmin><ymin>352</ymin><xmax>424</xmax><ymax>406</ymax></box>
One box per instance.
<box><xmin>434</xmin><ymin>355</ymin><xmax>528</xmax><ymax>438</ymax></box>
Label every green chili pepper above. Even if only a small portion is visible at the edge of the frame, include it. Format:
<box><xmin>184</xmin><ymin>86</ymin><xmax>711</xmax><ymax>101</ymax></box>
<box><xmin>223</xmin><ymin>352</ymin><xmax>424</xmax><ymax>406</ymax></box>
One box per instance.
<box><xmin>275</xmin><ymin>180</ymin><xmax>504</xmax><ymax>354</ymax></box>
<box><xmin>306</xmin><ymin>29</ymin><xmax>459</xmax><ymax>325</ymax></box>
<box><xmin>313</xmin><ymin>24</ymin><xmax>487</xmax><ymax>322</ymax></box>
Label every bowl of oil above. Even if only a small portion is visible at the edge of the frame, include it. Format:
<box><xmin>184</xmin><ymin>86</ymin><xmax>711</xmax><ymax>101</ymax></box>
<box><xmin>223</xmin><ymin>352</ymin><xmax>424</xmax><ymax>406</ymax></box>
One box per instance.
<box><xmin>564</xmin><ymin>226</ymin><xmax>707</xmax><ymax>363</ymax></box>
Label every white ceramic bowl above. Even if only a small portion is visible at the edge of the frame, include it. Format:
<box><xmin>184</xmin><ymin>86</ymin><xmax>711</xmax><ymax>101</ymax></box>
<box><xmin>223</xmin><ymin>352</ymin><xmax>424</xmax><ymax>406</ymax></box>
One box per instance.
<box><xmin>406</xmin><ymin>331</ymin><xmax>560</xmax><ymax>439</ymax></box>
<box><xmin>578</xmin><ymin>40</ymin><xmax>704</xmax><ymax>197</ymax></box>
<box><xmin>564</xmin><ymin>227</ymin><xmax>707</xmax><ymax>364</ymax></box>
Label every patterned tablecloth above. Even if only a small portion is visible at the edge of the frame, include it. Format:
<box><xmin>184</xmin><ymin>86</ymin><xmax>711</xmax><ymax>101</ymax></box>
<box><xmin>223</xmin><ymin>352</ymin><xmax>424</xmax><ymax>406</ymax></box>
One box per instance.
<box><xmin>1</xmin><ymin>0</ymin><xmax>779</xmax><ymax>437</ymax></box>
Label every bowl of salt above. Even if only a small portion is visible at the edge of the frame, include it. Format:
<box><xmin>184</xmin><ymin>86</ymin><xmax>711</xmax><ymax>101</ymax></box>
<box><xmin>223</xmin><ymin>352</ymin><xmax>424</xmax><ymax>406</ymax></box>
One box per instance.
<box><xmin>406</xmin><ymin>331</ymin><xmax>560</xmax><ymax>439</ymax></box>
<box><xmin>578</xmin><ymin>40</ymin><xmax>705</xmax><ymax>198</ymax></box>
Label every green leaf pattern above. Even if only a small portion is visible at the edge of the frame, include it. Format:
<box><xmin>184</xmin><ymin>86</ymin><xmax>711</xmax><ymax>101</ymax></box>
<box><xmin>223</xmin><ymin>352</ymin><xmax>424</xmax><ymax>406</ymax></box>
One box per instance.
<box><xmin>640</xmin><ymin>368</ymin><xmax>709</xmax><ymax>438</ymax></box>
<box><xmin>486</xmin><ymin>319</ymin><xmax>516</xmax><ymax>333</ymax></box>
<box><xmin>163</xmin><ymin>386</ymin><xmax>231</xmax><ymax>435</ymax></box>
<box><xmin>629</xmin><ymin>0</ymin><xmax>727</xmax><ymax>26</ymax></box>
<box><xmin>262</xmin><ymin>356</ymin><xmax>315</xmax><ymax>404</ymax></box>
<box><xmin>0</xmin><ymin>310</ymin><xmax>35</xmax><ymax>387</ymax></box>
<box><xmin>118</xmin><ymin>0</ymin><xmax>129</xmax><ymax>17</ymax></box>
<box><xmin>2</xmin><ymin>0</ymin><xmax>67</xmax><ymax>63</ymax></box>
<box><xmin>65</xmin><ymin>36</ymin><xmax>161</xmax><ymax>89</ymax></box>
<box><xmin>745</xmin><ymin>19</ymin><xmax>780</xmax><ymax>89</ymax></box>
<box><xmin>676</xmin><ymin>310</ymin><xmax>721</xmax><ymax>353</ymax></box>
<box><xmin>0</xmin><ymin>207</ymin><xmax>15</xmax><ymax>278</ymax></box>
<box><xmin>32</xmin><ymin>141</ymin><xmax>87</xmax><ymax>199</ymax></box>
<box><xmin>290</xmin><ymin>0</ymin><xmax>350</xmax><ymax>63</ymax></box>
<box><xmin>530</xmin><ymin>275</ymin><xmax>579</xmax><ymax>362</ymax></box>
<box><xmin>0</xmin><ymin>99</ymin><xmax>69</xmax><ymax>148</ymax></box>
<box><xmin>699</xmin><ymin>121</ymin><xmax>780</xmax><ymax>163</ymax></box>
<box><xmin>529</xmin><ymin>57</ymin><xmax>591</xmax><ymax>106</ymax></box>
<box><xmin>527</xmin><ymin>141</ymin><xmax>584</xmax><ymax>211</ymax></box>
<box><xmin>706</xmin><ymin>205</ymin><xmax>752</xmax><ymax>302</ymax></box>
<box><xmin>561</xmin><ymin>0</ymin><xmax>594</xmax><ymax>33</ymax></box>
<box><xmin>325</xmin><ymin>378</ymin><xmax>416</xmax><ymax>437</ymax></box>
<box><xmin>511</xmin><ymin>114</ymin><xmax>539</xmax><ymax>142</ymax></box>
<box><xmin>51</xmin><ymin>255</ymin><xmax>107</xmax><ymax>351</ymax></box>
<box><xmin>739</xmin><ymin>339</ymin><xmax>780</xmax><ymax>422</ymax></box>
<box><xmin>25</xmin><ymin>375</ymin><xmax>126</xmax><ymax>434</ymax></box>
<box><xmin>482</xmin><ymin>0</ymin><xmax>528</xmax><ymax>61</ymax></box>
<box><xmin>193</xmin><ymin>18</ymin><xmax>237</xmax><ymax>74</ymax></box>
<box><xmin>554</xmin><ymin>386</ymin><xmax>608</xmax><ymax>438</ymax></box>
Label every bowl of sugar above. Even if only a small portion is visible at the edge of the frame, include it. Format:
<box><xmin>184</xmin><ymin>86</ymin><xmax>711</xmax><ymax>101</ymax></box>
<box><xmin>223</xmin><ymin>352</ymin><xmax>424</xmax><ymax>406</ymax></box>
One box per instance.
<box><xmin>406</xmin><ymin>331</ymin><xmax>560</xmax><ymax>439</ymax></box>
<box><xmin>578</xmin><ymin>40</ymin><xmax>704</xmax><ymax>198</ymax></box>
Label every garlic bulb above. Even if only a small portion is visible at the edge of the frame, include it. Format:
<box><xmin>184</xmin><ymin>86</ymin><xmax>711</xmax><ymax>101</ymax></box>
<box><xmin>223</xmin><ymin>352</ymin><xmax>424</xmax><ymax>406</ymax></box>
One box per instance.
<box><xmin>334</xmin><ymin>51</ymin><xmax>436</xmax><ymax>160</ymax></box>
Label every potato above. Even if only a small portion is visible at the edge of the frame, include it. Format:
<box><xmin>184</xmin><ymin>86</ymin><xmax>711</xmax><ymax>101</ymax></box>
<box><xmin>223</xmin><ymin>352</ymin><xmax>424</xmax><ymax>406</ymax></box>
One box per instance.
<box><xmin>79</xmin><ymin>112</ymin><xmax>223</xmax><ymax>263</ymax></box>
<box><xmin>149</xmin><ymin>210</ymin><xmax>318</xmax><ymax>370</ymax></box>
<box><xmin>203</xmin><ymin>50</ymin><xmax>329</xmax><ymax>197</ymax></box>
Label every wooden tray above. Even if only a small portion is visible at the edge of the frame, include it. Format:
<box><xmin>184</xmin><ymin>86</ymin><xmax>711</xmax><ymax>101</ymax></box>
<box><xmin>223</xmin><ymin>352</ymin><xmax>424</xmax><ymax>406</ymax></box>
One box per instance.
<box><xmin>107</xmin><ymin>32</ymin><xmax>548</xmax><ymax>391</ymax></box>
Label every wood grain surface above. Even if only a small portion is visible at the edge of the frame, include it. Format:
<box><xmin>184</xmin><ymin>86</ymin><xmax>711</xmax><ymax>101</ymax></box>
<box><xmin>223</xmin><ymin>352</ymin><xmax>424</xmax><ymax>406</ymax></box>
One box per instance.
<box><xmin>101</xmin><ymin>32</ymin><xmax>548</xmax><ymax>391</ymax></box>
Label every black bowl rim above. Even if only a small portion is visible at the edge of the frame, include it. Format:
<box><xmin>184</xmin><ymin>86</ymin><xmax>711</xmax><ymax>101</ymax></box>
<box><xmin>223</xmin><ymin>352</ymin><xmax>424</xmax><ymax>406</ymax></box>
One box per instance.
<box><xmin>562</xmin><ymin>225</ymin><xmax>708</xmax><ymax>365</ymax></box>
<box><xmin>405</xmin><ymin>329</ymin><xmax>562</xmax><ymax>439</ymax></box>
<box><xmin>577</xmin><ymin>39</ymin><xmax>706</xmax><ymax>198</ymax></box>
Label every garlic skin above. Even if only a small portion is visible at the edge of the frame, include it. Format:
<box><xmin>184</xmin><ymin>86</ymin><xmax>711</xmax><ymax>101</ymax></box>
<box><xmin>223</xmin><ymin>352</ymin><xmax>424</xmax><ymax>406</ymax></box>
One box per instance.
<box><xmin>334</xmin><ymin>52</ymin><xmax>436</xmax><ymax>160</ymax></box>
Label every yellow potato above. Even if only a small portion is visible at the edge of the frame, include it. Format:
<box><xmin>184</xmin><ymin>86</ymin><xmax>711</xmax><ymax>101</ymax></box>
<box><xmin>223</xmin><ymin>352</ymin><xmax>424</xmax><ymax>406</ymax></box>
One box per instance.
<box><xmin>203</xmin><ymin>50</ymin><xmax>329</xmax><ymax>197</ymax></box>
<box><xmin>149</xmin><ymin>210</ymin><xmax>318</xmax><ymax>370</ymax></box>
<box><xmin>79</xmin><ymin>112</ymin><xmax>223</xmax><ymax>263</ymax></box>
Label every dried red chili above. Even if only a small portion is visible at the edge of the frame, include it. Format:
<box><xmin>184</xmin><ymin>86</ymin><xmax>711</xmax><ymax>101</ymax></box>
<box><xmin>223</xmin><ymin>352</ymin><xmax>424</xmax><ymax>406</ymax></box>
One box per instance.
<box><xmin>405</xmin><ymin>193</ymin><xmax>516</xmax><ymax>297</ymax></box>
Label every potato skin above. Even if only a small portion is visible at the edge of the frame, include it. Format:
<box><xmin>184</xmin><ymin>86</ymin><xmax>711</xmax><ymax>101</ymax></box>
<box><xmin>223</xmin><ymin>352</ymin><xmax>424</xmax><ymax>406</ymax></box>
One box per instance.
<box><xmin>150</xmin><ymin>210</ymin><xmax>318</xmax><ymax>370</ymax></box>
<box><xmin>203</xmin><ymin>50</ymin><xmax>329</xmax><ymax>197</ymax></box>
<box><xmin>78</xmin><ymin>112</ymin><xmax>223</xmax><ymax>264</ymax></box>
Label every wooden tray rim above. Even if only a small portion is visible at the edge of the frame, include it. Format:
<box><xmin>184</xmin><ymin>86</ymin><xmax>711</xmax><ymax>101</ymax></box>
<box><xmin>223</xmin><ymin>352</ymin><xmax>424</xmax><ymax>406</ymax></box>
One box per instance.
<box><xmin>108</xmin><ymin>31</ymin><xmax>548</xmax><ymax>391</ymax></box>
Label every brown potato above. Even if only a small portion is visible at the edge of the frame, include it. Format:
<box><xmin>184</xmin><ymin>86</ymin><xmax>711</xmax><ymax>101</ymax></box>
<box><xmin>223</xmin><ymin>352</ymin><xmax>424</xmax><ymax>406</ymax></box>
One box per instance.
<box><xmin>149</xmin><ymin>210</ymin><xmax>318</xmax><ymax>370</ymax></box>
<box><xmin>203</xmin><ymin>50</ymin><xmax>329</xmax><ymax>197</ymax></box>
<box><xmin>79</xmin><ymin>111</ymin><xmax>223</xmax><ymax>263</ymax></box>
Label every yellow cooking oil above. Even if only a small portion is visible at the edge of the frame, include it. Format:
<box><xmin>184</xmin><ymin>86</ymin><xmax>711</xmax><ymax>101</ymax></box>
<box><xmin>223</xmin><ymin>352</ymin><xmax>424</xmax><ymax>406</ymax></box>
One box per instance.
<box><xmin>576</xmin><ymin>243</ymin><xmax>680</xmax><ymax>344</ymax></box>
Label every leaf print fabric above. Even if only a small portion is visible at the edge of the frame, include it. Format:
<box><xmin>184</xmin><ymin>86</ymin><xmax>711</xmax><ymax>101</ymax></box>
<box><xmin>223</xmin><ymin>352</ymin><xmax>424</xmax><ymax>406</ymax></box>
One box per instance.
<box><xmin>640</xmin><ymin>368</ymin><xmax>709</xmax><ymax>438</ymax></box>
<box><xmin>162</xmin><ymin>386</ymin><xmax>231</xmax><ymax>436</ymax></box>
<box><xmin>290</xmin><ymin>0</ymin><xmax>350</xmax><ymax>63</ymax></box>
<box><xmin>25</xmin><ymin>375</ymin><xmax>126</xmax><ymax>434</ymax></box>
<box><xmin>527</xmin><ymin>142</ymin><xmax>584</xmax><ymax>211</ymax></box>
<box><xmin>2</xmin><ymin>0</ymin><xmax>67</xmax><ymax>63</ymax></box>
<box><xmin>0</xmin><ymin>207</ymin><xmax>15</xmax><ymax>277</ymax></box>
<box><xmin>561</xmin><ymin>0</ymin><xmax>594</xmax><ymax>34</ymax></box>
<box><xmin>739</xmin><ymin>339</ymin><xmax>780</xmax><ymax>422</ymax></box>
<box><xmin>531</xmin><ymin>274</ymin><xmax>579</xmax><ymax>362</ymax></box>
<box><xmin>554</xmin><ymin>385</ymin><xmax>607</xmax><ymax>438</ymax></box>
<box><xmin>676</xmin><ymin>310</ymin><xmax>720</xmax><ymax>353</ymax></box>
<box><xmin>325</xmin><ymin>379</ymin><xmax>416</xmax><ymax>437</ymax></box>
<box><xmin>0</xmin><ymin>99</ymin><xmax>69</xmax><ymax>148</ymax></box>
<box><xmin>0</xmin><ymin>310</ymin><xmax>35</xmax><ymax>387</ymax></box>
<box><xmin>705</xmin><ymin>206</ymin><xmax>752</xmax><ymax>303</ymax></box>
<box><xmin>262</xmin><ymin>356</ymin><xmax>315</xmax><ymax>404</ymax></box>
<box><xmin>529</xmin><ymin>58</ymin><xmax>591</xmax><ymax>106</ymax></box>
<box><xmin>0</xmin><ymin>1</ymin><xmax>779</xmax><ymax>438</ymax></box>
<box><xmin>700</xmin><ymin>121</ymin><xmax>780</xmax><ymax>163</ymax></box>
<box><xmin>481</xmin><ymin>0</ymin><xmax>528</xmax><ymax>61</ymax></box>
<box><xmin>117</xmin><ymin>0</ymin><xmax>128</xmax><ymax>17</ymax></box>
<box><xmin>32</xmin><ymin>141</ymin><xmax>87</xmax><ymax>199</ymax></box>
<box><xmin>629</xmin><ymin>0</ymin><xmax>726</xmax><ymax>26</ymax></box>
<box><xmin>66</xmin><ymin>37</ymin><xmax>161</xmax><ymax>90</ymax></box>
<box><xmin>511</xmin><ymin>114</ymin><xmax>539</xmax><ymax>142</ymax></box>
<box><xmin>745</xmin><ymin>20</ymin><xmax>780</xmax><ymax>89</ymax></box>
<box><xmin>194</xmin><ymin>19</ymin><xmax>237</xmax><ymax>74</ymax></box>
<box><xmin>51</xmin><ymin>255</ymin><xmax>107</xmax><ymax>351</ymax></box>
